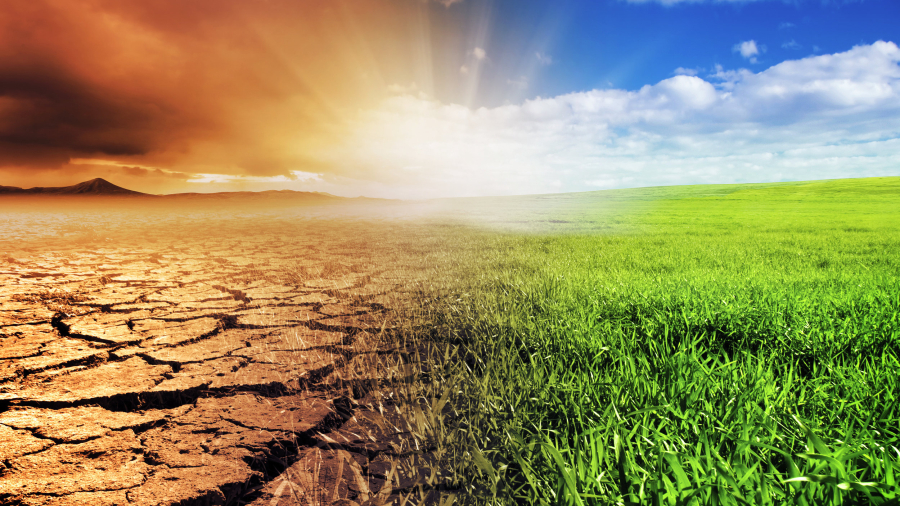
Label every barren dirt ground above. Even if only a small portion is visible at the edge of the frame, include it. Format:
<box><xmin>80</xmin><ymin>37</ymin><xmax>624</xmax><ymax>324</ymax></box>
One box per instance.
<box><xmin>0</xmin><ymin>203</ymin><xmax>448</xmax><ymax>506</ymax></box>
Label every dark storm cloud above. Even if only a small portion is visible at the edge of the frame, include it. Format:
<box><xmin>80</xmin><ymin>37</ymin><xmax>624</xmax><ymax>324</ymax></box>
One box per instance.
<box><xmin>0</xmin><ymin>0</ymin><xmax>193</xmax><ymax>172</ymax></box>
<box><xmin>0</xmin><ymin>61</ymin><xmax>169</xmax><ymax>160</ymax></box>
<box><xmin>0</xmin><ymin>0</ymin><xmax>428</xmax><ymax>187</ymax></box>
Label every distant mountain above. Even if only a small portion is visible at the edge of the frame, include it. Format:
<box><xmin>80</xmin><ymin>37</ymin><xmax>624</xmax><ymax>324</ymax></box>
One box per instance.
<box><xmin>0</xmin><ymin>178</ymin><xmax>147</xmax><ymax>196</ymax></box>
<box><xmin>0</xmin><ymin>178</ymin><xmax>384</xmax><ymax>202</ymax></box>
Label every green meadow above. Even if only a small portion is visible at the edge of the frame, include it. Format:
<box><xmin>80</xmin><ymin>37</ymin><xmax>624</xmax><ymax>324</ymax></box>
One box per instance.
<box><xmin>395</xmin><ymin>177</ymin><xmax>900</xmax><ymax>505</ymax></box>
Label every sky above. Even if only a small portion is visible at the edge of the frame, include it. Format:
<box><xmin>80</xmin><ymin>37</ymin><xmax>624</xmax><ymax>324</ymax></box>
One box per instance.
<box><xmin>0</xmin><ymin>0</ymin><xmax>898</xmax><ymax>198</ymax></box>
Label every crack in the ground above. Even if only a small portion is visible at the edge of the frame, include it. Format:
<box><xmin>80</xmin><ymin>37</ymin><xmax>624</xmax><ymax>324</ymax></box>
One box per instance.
<box><xmin>66</xmin><ymin>331</ymin><xmax>144</xmax><ymax>346</ymax></box>
<box><xmin>49</xmin><ymin>312</ymin><xmax>70</xmax><ymax>337</ymax></box>
<box><xmin>1</xmin><ymin>241</ymin><xmax>446</xmax><ymax>506</ymax></box>
<box><xmin>16</xmin><ymin>352</ymin><xmax>110</xmax><ymax>380</ymax></box>
<box><xmin>211</xmin><ymin>285</ymin><xmax>251</xmax><ymax>303</ymax></box>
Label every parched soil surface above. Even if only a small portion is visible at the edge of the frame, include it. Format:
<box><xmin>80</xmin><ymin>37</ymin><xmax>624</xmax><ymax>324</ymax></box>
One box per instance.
<box><xmin>0</xmin><ymin>206</ymin><xmax>451</xmax><ymax>506</ymax></box>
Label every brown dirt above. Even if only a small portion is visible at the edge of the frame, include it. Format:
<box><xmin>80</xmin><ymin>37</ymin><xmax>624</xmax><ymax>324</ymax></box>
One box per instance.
<box><xmin>0</xmin><ymin>204</ymin><xmax>454</xmax><ymax>506</ymax></box>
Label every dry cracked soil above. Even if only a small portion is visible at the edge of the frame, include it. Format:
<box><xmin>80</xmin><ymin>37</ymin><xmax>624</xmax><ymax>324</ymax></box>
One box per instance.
<box><xmin>0</xmin><ymin>201</ymin><xmax>453</xmax><ymax>506</ymax></box>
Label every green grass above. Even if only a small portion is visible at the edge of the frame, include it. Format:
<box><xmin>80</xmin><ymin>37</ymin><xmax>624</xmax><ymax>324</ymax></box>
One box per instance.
<box><xmin>397</xmin><ymin>177</ymin><xmax>900</xmax><ymax>505</ymax></box>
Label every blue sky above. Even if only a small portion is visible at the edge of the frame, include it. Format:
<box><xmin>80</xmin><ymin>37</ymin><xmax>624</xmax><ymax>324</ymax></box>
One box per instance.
<box><xmin>439</xmin><ymin>0</ymin><xmax>900</xmax><ymax>107</ymax></box>
<box><xmin>556</xmin><ymin>0</ymin><xmax>897</xmax><ymax>92</ymax></box>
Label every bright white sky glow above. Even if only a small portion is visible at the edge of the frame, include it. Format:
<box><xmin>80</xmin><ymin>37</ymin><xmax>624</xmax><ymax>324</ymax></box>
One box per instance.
<box><xmin>321</xmin><ymin>42</ymin><xmax>900</xmax><ymax>199</ymax></box>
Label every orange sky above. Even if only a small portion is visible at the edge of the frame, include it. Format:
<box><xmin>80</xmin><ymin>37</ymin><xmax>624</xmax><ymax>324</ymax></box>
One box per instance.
<box><xmin>0</xmin><ymin>0</ymin><xmax>449</xmax><ymax>195</ymax></box>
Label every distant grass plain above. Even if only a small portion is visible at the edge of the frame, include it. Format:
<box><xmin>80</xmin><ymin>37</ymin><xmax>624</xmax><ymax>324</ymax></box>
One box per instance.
<box><xmin>397</xmin><ymin>177</ymin><xmax>900</xmax><ymax>505</ymax></box>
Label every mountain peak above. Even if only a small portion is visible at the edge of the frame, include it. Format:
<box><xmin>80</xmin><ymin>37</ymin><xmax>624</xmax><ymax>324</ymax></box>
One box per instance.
<box><xmin>0</xmin><ymin>178</ymin><xmax>147</xmax><ymax>196</ymax></box>
<box><xmin>63</xmin><ymin>178</ymin><xmax>141</xmax><ymax>195</ymax></box>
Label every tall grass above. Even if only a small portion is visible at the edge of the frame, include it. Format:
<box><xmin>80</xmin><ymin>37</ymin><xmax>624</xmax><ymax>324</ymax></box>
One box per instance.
<box><xmin>400</xmin><ymin>179</ymin><xmax>900</xmax><ymax>505</ymax></box>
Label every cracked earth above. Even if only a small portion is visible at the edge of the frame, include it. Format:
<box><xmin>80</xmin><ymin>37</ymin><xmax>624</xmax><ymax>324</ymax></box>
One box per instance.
<box><xmin>0</xmin><ymin>203</ymin><xmax>451</xmax><ymax>506</ymax></box>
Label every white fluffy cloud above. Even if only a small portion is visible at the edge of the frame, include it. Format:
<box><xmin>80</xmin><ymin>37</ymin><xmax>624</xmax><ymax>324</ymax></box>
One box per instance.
<box><xmin>734</xmin><ymin>40</ymin><xmax>765</xmax><ymax>63</ymax></box>
<box><xmin>735</xmin><ymin>40</ymin><xmax>759</xmax><ymax>59</ymax></box>
<box><xmin>674</xmin><ymin>67</ymin><xmax>700</xmax><ymax>76</ymax></box>
<box><xmin>319</xmin><ymin>42</ymin><xmax>900</xmax><ymax>199</ymax></box>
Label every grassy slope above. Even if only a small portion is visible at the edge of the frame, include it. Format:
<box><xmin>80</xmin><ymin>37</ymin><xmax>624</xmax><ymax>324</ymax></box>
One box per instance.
<box><xmin>405</xmin><ymin>177</ymin><xmax>900</xmax><ymax>505</ymax></box>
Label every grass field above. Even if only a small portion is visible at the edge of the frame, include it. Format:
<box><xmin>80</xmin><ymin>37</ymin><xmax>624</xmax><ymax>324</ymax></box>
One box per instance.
<box><xmin>395</xmin><ymin>177</ymin><xmax>900</xmax><ymax>505</ymax></box>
